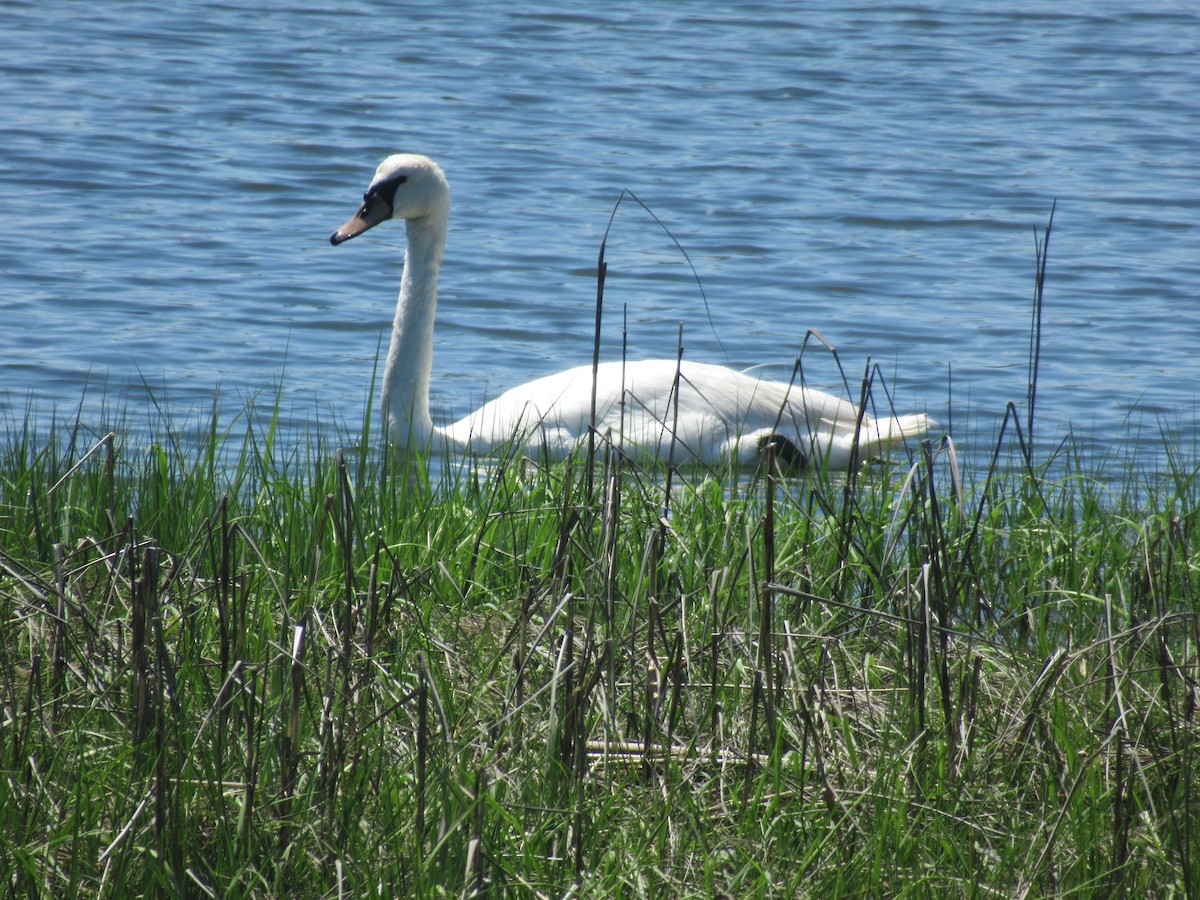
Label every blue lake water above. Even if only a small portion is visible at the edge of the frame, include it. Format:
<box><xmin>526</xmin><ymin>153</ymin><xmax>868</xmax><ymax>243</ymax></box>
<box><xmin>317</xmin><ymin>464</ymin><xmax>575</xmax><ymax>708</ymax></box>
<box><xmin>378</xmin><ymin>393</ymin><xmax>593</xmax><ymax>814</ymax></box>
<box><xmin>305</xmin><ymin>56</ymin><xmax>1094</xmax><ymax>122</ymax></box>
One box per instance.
<box><xmin>2</xmin><ymin>1</ymin><xmax>1198</xmax><ymax>479</ymax></box>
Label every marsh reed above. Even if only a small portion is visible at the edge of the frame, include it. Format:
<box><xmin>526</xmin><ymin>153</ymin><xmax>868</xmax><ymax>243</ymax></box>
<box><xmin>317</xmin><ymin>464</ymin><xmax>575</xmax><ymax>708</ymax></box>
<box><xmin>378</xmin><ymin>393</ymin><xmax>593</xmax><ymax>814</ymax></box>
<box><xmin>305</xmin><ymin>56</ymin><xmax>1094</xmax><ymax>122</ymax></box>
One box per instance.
<box><xmin>2</xmin><ymin>210</ymin><xmax>1197</xmax><ymax>896</ymax></box>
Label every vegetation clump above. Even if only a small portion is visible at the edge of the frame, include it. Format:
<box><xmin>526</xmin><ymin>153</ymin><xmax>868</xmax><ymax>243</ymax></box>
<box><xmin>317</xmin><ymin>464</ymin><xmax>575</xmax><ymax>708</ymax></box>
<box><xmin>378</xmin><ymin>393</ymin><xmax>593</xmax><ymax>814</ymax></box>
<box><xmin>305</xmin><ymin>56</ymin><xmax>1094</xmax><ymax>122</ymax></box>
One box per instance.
<box><xmin>1</xmin><ymin>393</ymin><xmax>1196</xmax><ymax>898</ymax></box>
<box><xmin>3</xmin><ymin>207</ymin><xmax>1196</xmax><ymax>897</ymax></box>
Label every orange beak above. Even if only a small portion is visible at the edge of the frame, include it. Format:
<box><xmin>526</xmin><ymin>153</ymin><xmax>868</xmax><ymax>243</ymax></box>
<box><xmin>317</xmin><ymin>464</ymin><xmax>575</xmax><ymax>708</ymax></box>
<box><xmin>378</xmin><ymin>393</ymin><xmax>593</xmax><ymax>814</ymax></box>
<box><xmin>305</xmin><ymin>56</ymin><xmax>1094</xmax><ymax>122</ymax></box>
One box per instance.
<box><xmin>330</xmin><ymin>192</ymin><xmax>393</xmax><ymax>245</ymax></box>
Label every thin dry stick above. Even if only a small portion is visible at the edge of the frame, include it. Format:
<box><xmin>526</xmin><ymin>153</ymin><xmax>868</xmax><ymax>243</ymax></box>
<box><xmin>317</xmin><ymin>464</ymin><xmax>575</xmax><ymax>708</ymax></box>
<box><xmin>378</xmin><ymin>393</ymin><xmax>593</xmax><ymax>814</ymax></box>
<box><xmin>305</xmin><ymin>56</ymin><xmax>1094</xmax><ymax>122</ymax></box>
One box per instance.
<box><xmin>649</xmin><ymin>324</ymin><xmax>686</xmax><ymax>610</ymax></box>
<box><xmin>1027</xmin><ymin>201</ymin><xmax>1056</xmax><ymax>444</ymax></box>
<box><xmin>587</xmin><ymin>235</ymin><xmax>608</xmax><ymax>499</ymax></box>
<box><xmin>46</xmin><ymin>431</ymin><xmax>116</xmax><ymax>497</ymax></box>
<box><xmin>599</xmin><ymin>189</ymin><xmax>726</xmax><ymax>357</ymax></box>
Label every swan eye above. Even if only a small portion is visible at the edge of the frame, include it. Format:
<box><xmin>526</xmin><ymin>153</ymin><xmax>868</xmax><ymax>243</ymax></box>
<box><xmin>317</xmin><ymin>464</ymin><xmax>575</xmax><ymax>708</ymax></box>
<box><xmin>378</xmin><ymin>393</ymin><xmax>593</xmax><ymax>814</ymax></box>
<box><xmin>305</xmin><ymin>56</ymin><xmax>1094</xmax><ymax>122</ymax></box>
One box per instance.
<box><xmin>364</xmin><ymin>175</ymin><xmax>407</xmax><ymax>204</ymax></box>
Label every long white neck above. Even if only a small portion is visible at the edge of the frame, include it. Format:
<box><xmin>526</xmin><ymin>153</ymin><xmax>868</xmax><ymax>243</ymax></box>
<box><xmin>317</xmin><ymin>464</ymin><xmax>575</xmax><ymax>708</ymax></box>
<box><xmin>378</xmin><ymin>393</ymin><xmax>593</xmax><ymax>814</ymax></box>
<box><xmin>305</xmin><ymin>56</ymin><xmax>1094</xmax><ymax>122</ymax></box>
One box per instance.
<box><xmin>381</xmin><ymin>210</ymin><xmax>449</xmax><ymax>449</ymax></box>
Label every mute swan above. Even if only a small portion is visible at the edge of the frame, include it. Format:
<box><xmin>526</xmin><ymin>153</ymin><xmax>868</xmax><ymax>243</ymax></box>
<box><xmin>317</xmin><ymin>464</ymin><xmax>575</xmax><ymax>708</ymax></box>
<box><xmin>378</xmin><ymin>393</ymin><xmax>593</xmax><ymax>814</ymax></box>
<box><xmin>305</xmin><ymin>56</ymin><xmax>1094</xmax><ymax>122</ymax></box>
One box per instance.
<box><xmin>330</xmin><ymin>154</ymin><xmax>932</xmax><ymax>468</ymax></box>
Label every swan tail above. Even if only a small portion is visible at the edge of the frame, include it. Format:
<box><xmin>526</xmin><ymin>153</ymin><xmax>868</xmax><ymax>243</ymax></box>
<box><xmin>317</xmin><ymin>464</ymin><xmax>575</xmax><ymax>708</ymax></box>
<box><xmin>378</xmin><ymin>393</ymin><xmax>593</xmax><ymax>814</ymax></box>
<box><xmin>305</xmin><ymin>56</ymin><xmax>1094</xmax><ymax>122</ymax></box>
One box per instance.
<box><xmin>857</xmin><ymin>412</ymin><xmax>936</xmax><ymax>456</ymax></box>
<box><xmin>884</xmin><ymin>412</ymin><xmax>935</xmax><ymax>441</ymax></box>
<box><xmin>728</xmin><ymin>412</ymin><xmax>936</xmax><ymax>471</ymax></box>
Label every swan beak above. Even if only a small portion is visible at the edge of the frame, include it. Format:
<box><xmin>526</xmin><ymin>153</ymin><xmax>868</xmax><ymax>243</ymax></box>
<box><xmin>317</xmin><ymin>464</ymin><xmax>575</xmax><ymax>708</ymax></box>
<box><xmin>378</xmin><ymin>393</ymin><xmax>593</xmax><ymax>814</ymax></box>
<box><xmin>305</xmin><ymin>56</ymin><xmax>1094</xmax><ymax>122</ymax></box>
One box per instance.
<box><xmin>330</xmin><ymin>194</ymin><xmax>392</xmax><ymax>245</ymax></box>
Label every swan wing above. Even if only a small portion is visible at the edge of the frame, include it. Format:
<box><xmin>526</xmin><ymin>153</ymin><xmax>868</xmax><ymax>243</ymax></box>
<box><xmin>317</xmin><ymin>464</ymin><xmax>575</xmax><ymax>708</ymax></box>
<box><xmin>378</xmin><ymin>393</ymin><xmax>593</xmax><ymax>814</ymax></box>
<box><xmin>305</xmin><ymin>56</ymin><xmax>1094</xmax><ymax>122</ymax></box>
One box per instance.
<box><xmin>444</xmin><ymin>359</ymin><xmax>930</xmax><ymax>467</ymax></box>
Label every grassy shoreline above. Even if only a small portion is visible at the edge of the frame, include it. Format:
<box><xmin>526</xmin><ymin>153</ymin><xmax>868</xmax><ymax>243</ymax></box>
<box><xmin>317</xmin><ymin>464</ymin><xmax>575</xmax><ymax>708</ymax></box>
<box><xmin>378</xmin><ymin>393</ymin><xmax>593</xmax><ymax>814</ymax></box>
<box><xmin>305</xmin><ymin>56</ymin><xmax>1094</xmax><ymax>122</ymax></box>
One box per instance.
<box><xmin>2</xmin><ymin>400</ymin><xmax>1197</xmax><ymax>897</ymax></box>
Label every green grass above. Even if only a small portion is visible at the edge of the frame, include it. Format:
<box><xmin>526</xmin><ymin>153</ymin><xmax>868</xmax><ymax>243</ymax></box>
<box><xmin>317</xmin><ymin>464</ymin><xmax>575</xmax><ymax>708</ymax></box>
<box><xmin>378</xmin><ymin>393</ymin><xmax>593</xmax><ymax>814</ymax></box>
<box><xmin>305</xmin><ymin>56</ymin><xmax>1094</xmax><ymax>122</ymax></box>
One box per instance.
<box><xmin>1</xmin><ymin>392</ymin><xmax>1197</xmax><ymax>899</ymax></box>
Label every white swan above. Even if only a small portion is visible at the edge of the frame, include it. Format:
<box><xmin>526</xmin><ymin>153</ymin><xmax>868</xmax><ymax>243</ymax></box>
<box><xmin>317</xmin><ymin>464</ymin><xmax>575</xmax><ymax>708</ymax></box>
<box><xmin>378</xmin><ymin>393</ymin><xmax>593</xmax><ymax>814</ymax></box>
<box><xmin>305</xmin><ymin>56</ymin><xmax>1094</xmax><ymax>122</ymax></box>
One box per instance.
<box><xmin>330</xmin><ymin>154</ymin><xmax>932</xmax><ymax>468</ymax></box>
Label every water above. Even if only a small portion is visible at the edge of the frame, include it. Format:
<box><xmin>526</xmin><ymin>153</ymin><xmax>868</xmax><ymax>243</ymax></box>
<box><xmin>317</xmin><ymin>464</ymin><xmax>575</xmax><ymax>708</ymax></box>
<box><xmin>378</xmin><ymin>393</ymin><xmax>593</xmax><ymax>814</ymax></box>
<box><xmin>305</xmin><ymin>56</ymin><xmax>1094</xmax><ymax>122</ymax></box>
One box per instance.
<box><xmin>3</xmin><ymin>1</ymin><xmax>1198</xmax><ymax>477</ymax></box>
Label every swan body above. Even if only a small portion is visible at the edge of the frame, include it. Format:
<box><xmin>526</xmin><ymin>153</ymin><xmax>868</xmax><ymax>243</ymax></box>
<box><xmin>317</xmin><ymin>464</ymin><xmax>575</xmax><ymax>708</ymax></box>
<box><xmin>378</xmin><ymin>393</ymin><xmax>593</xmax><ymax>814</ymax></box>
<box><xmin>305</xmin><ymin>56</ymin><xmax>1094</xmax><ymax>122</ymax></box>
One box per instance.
<box><xmin>331</xmin><ymin>154</ymin><xmax>932</xmax><ymax>468</ymax></box>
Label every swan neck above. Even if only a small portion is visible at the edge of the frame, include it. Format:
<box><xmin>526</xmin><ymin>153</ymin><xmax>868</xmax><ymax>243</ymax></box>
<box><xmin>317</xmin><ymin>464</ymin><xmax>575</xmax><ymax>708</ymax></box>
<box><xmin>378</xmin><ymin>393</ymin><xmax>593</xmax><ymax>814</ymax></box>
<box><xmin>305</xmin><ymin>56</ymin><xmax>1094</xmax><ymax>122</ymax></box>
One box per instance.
<box><xmin>381</xmin><ymin>212</ymin><xmax>449</xmax><ymax>449</ymax></box>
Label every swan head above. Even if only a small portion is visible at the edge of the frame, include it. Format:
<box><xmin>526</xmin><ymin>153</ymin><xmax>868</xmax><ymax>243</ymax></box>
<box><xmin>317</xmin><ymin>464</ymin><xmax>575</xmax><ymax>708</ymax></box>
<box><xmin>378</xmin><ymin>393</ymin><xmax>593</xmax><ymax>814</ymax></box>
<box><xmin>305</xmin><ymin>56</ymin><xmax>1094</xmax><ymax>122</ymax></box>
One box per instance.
<box><xmin>330</xmin><ymin>153</ymin><xmax>449</xmax><ymax>245</ymax></box>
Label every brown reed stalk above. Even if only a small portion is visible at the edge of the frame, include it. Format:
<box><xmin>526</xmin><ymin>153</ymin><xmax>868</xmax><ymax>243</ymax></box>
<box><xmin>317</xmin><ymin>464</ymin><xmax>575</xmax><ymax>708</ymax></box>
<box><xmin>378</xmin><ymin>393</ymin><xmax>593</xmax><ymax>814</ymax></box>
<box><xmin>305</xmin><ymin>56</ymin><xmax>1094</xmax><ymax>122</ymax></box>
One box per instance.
<box><xmin>911</xmin><ymin>559</ymin><xmax>928</xmax><ymax>743</ymax></box>
<box><xmin>238</xmin><ymin>667</ymin><xmax>259</xmax><ymax>858</ymax></box>
<box><xmin>641</xmin><ymin>594</ymin><xmax>661</xmax><ymax>760</ymax></box>
<box><xmin>364</xmin><ymin>542</ymin><xmax>382</xmax><ymax>663</ymax></box>
<box><xmin>1027</xmin><ymin>202</ymin><xmax>1055</xmax><ymax>444</ymax></box>
<box><xmin>572</xmin><ymin>643</ymin><xmax>593</xmax><ymax>884</ymax></box>
<box><xmin>416</xmin><ymin>650</ymin><xmax>429</xmax><ymax>847</ymax></box>
<box><xmin>278</xmin><ymin>618</ymin><xmax>306</xmax><ymax>856</ymax></box>
<box><xmin>664</xmin><ymin>627</ymin><xmax>685</xmax><ymax>755</ymax></box>
<box><xmin>101</xmin><ymin>430</ymin><xmax>115</xmax><ymax>527</ymax></box>
<box><xmin>23</xmin><ymin>654</ymin><xmax>41</xmax><ymax>785</ymax></box>
<box><xmin>154</xmin><ymin>608</ymin><xmax>173</xmax><ymax>881</ymax></box>
<box><xmin>603</xmin><ymin>450</ymin><xmax>622</xmax><ymax>741</ymax></box>
<box><xmin>336</xmin><ymin>449</ymin><xmax>356</xmax><ymax>669</ymax></box>
<box><xmin>50</xmin><ymin>542</ymin><xmax>67</xmax><ymax>719</ymax></box>
<box><xmin>742</xmin><ymin>668</ymin><xmax>764</xmax><ymax>805</ymax></box>
<box><xmin>831</xmin><ymin>365</ymin><xmax>875</xmax><ymax>600</ymax></box>
<box><xmin>214</xmin><ymin>494</ymin><xmax>231</xmax><ymax>795</ymax></box>
<box><xmin>130</xmin><ymin>539</ymin><xmax>156</xmax><ymax>747</ymax></box>
<box><xmin>471</xmin><ymin>765</ymin><xmax>488</xmax><ymax>894</ymax></box>
<box><xmin>551</xmin><ymin>461</ymin><xmax>576</xmax><ymax>592</ymax></box>
<box><xmin>758</xmin><ymin>445</ymin><xmax>777</xmax><ymax>735</ymax></box>
<box><xmin>587</xmin><ymin>233</ymin><xmax>608</xmax><ymax>500</ymax></box>
<box><xmin>561</xmin><ymin>587</ymin><xmax>578</xmax><ymax>773</ymax></box>
<box><xmin>317</xmin><ymin>645</ymin><xmax>337</xmax><ymax>834</ymax></box>
<box><xmin>1110</xmin><ymin>725</ymin><xmax>1131</xmax><ymax>898</ymax></box>
<box><xmin>921</xmin><ymin>439</ymin><xmax>958</xmax><ymax>770</ymax></box>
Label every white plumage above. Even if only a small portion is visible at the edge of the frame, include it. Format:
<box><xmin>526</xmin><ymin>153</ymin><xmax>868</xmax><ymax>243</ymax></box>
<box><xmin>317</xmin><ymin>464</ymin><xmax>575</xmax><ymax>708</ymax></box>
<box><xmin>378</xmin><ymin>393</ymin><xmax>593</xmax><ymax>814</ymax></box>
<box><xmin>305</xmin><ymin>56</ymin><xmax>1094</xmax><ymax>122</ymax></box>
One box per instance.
<box><xmin>331</xmin><ymin>154</ymin><xmax>932</xmax><ymax>468</ymax></box>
